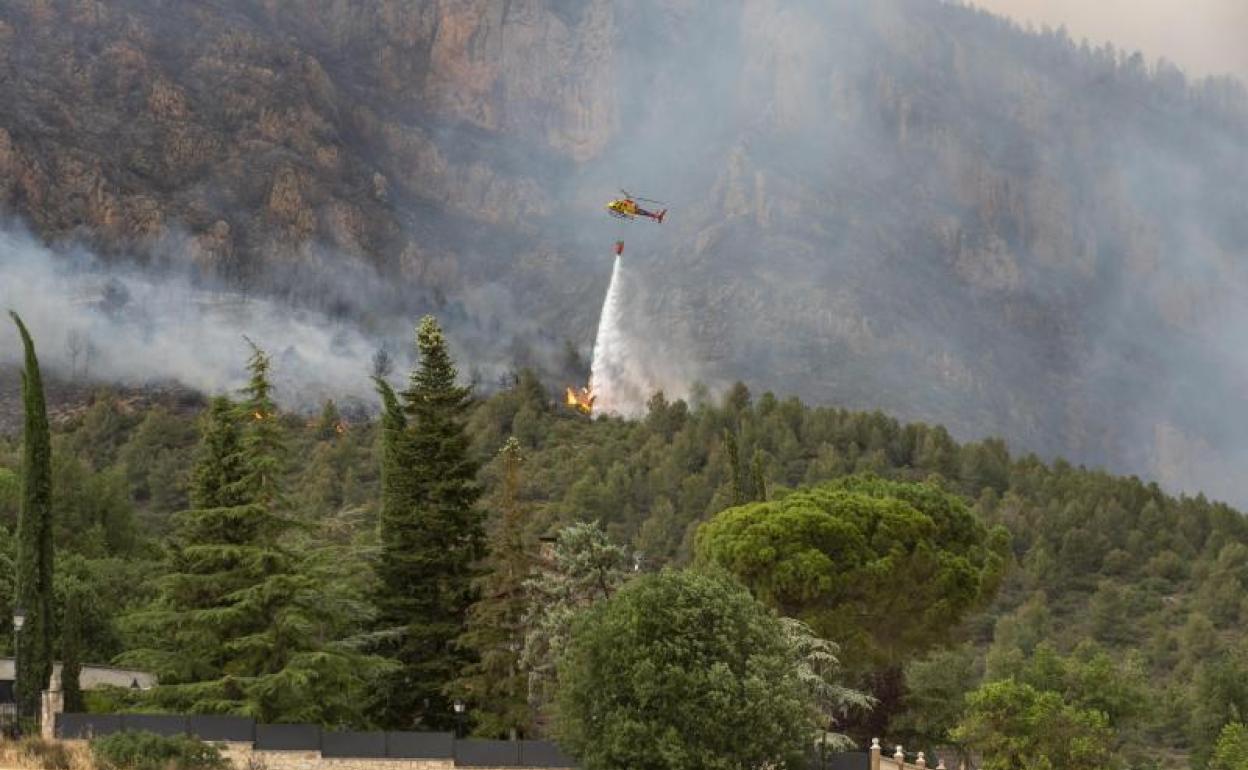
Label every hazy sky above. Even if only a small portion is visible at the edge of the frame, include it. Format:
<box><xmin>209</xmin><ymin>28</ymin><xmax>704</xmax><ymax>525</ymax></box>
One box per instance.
<box><xmin>968</xmin><ymin>0</ymin><xmax>1248</xmax><ymax>81</ymax></box>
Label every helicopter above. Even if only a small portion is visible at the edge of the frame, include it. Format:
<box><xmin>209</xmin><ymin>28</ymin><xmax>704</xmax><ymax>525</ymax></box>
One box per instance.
<box><xmin>606</xmin><ymin>190</ymin><xmax>668</xmax><ymax>223</ymax></box>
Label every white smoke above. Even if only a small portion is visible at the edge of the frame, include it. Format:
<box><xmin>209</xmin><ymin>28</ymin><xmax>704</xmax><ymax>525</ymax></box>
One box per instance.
<box><xmin>588</xmin><ymin>255</ymin><xmax>632</xmax><ymax>414</ymax></box>
<box><xmin>0</xmin><ymin>228</ymin><xmax>381</xmax><ymax>408</ymax></box>
<box><xmin>588</xmin><ymin>251</ymin><xmax>709</xmax><ymax>416</ymax></box>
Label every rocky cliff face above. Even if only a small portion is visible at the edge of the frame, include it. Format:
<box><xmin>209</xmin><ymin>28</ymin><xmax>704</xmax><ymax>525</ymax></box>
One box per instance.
<box><xmin>1</xmin><ymin>0</ymin><xmax>1247</xmax><ymax>502</ymax></box>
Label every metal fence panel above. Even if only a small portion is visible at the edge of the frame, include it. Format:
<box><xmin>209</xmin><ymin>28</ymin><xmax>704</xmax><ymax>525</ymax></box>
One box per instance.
<box><xmin>385</xmin><ymin>731</ymin><xmax>455</xmax><ymax>758</ymax></box>
<box><xmin>188</xmin><ymin>715</ymin><xmax>255</xmax><ymax>743</ymax></box>
<box><xmin>321</xmin><ymin>731</ymin><xmax>387</xmax><ymax>758</ymax></box>
<box><xmin>121</xmin><ymin>714</ymin><xmax>190</xmax><ymax>737</ymax></box>
<box><xmin>57</xmin><ymin>713</ymin><xmax>123</xmax><ymax>739</ymax></box>
<box><xmin>826</xmin><ymin>752</ymin><xmax>870</xmax><ymax>770</ymax></box>
<box><xmin>455</xmin><ymin>739</ymin><xmax>521</xmax><ymax>767</ymax></box>
<box><xmin>518</xmin><ymin>740</ymin><xmax>576</xmax><ymax>767</ymax></box>
<box><xmin>255</xmin><ymin>723</ymin><xmax>321</xmax><ymax>750</ymax></box>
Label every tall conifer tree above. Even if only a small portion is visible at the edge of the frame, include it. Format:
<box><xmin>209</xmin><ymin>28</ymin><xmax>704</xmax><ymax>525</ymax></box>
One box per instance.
<box><xmin>121</xmin><ymin>341</ymin><xmax>388</xmax><ymax>725</ymax></box>
<box><xmin>452</xmin><ymin>438</ymin><xmax>533</xmax><ymax>738</ymax></box>
<box><xmin>10</xmin><ymin>312</ymin><xmax>53</xmax><ymax>723</ymax></box>
<box><xmin>60</xmin><ymin>587</ymin><xmax>84</xmax><ymax>713</ymax></box>
<box><xmin>374</xmin><ymin>316</ymin><xmax>484</xmax><ymax>729</ymax></box>
<box><xmin>189</xmin><ymin>396</ymin><xmax>245</xmax><ymax>509</ymax></box>
<box><xmin>723</xmin><ymin>428</ymin><xmax>744</xmax><ymax>506</ymax></box>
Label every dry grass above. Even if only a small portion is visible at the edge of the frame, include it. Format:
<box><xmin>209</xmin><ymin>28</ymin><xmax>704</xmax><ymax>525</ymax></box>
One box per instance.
<box><xmin>0</xmin><ymin>738</ymin><xmax>94</xmax><ymax>770</ymax></box>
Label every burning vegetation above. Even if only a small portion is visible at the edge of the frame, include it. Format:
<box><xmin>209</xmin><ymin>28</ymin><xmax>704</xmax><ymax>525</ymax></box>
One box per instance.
<box><xmin>565</xmin><ymin>385</ymin><xmax>595</xmax><ymax>415</ymax></box>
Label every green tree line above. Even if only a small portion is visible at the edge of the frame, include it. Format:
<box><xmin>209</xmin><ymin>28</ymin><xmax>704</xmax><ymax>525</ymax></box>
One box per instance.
<box><xmin>4</xmin><ymin>316</ymin><xmax>1248</xmax><ymax>768</ymax></box>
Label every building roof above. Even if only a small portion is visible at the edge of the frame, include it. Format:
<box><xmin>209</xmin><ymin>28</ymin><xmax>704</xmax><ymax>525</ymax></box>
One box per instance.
<box><xmin>0</xmin><ymin>658</ymin><xmax>156</xmax><ymax>690</ymax></box>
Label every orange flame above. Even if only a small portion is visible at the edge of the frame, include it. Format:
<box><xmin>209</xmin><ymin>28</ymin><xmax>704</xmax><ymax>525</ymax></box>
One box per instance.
<box><xmin>564</xmin><ymin>386</ymin><xmax>595</xmax><ymax>415</ymax></box>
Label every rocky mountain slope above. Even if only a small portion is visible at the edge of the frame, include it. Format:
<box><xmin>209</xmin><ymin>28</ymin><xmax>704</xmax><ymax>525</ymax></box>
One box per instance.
<box><xmin>1</xmin><ymin>0</ymin><xmax>1246</xmax><ymax>503</ymax></box>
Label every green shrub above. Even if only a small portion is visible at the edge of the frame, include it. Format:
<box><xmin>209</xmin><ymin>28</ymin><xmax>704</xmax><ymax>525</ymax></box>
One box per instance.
<box><xmin>81</xmin><ymin>687</ymin><xmax>143</xmax><ymax>715</ymax></box>
<box><xmin>90</xmin><ymin>731</ymin><xmax>227</xmax><ymax>770</ymax></box>
<box><xmin>18</xmin><ymin>736</ymin><xmax>72</xmax><ymax>770</ymax></box>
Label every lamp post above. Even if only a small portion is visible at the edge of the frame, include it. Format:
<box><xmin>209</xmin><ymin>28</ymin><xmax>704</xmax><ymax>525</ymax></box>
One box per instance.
<box><xmin>12</xmin><ymin>608</ymin><xmax>25</xmax><ymax>736</ymax></box>
<box><xmin>453</xmin><ymin>699</ymin><xmax>465</xmax><ymax>739</ymax></box>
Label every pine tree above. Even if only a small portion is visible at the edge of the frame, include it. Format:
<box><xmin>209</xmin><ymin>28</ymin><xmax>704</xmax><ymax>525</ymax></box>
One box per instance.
<box><xmin>452</xmin><ymin>438</ymin><xmax>534</xmax><ymax>738</ymax></box>
<box><xmin>60</xmin><ymin>587</ymin><xmax>84</xmax><ymax>713</ymax></box>
<box><xmin>10</xmin><ymin>312</ymin><xmax>54</xmax><ymax>723</ymax></box>
<box><xmin>232</xmin><ymin>339</ymin><xmax>285</xmax><ymax>509</ymax></box>
<box><xmin>119</xmin><ymin>341</ymin><xmax>389</xmax><ymax>725</ymax></box>
<box><xmin>189</xmin><ymin>396</ymin><xmax>245</xmax><ymax>509</ymax></box>
<box><xmin>373</xmin><ymin>316</ymin><xmax>484</xmax><ymax>730</ymax></box>
<box><xmin>316</xmin><ymin>399</ymin><xmax>343</xmax><ymax>441</ymax></box>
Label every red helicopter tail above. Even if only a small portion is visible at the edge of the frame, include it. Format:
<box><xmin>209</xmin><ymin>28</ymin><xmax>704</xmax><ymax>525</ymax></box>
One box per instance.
<box><xmin>656</xmin><ymin>209</ymin><xmax>667</xmax><ymax>224</ymax></box>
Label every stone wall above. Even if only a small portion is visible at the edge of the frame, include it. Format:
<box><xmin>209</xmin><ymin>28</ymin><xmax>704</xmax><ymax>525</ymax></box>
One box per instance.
<box><xmin>871</xmin><ymin>739</ymin><xmax>961</xmax><ymax>770</ymax></box>
<box><xmin>61</xmin><ymin>740</ymin><xmax>566</xmax><ymax>770</ymax></box>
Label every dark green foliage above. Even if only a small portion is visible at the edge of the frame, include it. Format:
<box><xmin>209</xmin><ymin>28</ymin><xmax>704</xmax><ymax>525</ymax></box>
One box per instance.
<box><xmin>90</xmin><ymin>731</ymin><xmax>228</xmax><ymax>770</ymax></box>
<box><xmin>317</xmin><ymin>399</ymin><xmax>343</xmax><ymax>441</ymax></box>
<box><xmin>118</xmin><ymin>342</ymin><xmax>389</xmax><ymax>726</ymax></box>
<box><xmin>695</xmin><ymin>475</ymin><xmax>1008</xmax><ymax>738</ymax></box>
<box><xmin>521</xmin><ymin>520</ymin><xmax>633</xmax><ymax>722</ymax></box>
<box><xmin>60</xmin><ymin>585</ymin><xmax>85</xmax><ymax>713</ymax></box>
<box><xmin>119</xmin><ymin>408</ymin><xmax>197</xmax><ymax>521</ymax></box>
<box><xmin>722</xmin><ymin>429</ymin><xmax>743</xmax><ymax>506</ymax></box>
<box><xmin>233</xmin><ymin>339</ymin><xmax>285</xmax><ymax>509</ymax></box>
<box><xmin>52</xmin><ymin>449</ymin><xmax>137</xmax><ymax>556</ymax></box>
<box><xmin>452</xmin><ymin>437</ymin><xmax>534</xmax><ymax>738</ymax></box>
<box><xmin>696</xmin><ymin>475</ymin><xmax>1008</xmax><ymax>672</ymax></box>
<box><xmin>11</xmin><ymin>311</ymin><xmax>54</xmax><ymax>722</ymax></box>
<box><xmin>1186</xmin><ymin>643</ymin><xmax>1248</xmax><ymax>769</ymax></box>
<box><xmin>553</xmin><ymin>569</ymin><xmax>816</xmax><ymax>770</ymax></box>
<box><xmin>373</xmin><ymin>316</ymin><xmax>484</xmax><ymax>730</ymax></box>
<box><xmin>7</xmin><ymin>363</ymin><xmax>1248</xmax><ymax>764</ymax></box>
<box><xmin>892</xmin><ymin>643</ymin><xmax>981</xmax><ymax>760</ymax></box>
<box><xmin>749</xmin><ymin>449</ymin><xmax>767</xmax><ymax>502</ymax></box>
<box><xmin>0</xmin><ymin>467</ymin><xmax>19</xmax><ymax>530</ymax></box>
<box><xmin>188</xmin><ymin>397</ymin><xmax>244</xmax><ymax>509</ymax></box>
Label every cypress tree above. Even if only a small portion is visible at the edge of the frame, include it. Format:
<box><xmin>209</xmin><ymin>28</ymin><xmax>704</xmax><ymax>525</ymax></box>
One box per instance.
<box><xmin>60</xmin><ymin>587</ymin><xmax>84</xmax><ymax>713</ymax></box>
<box><xmin>374</xmin><ymin>316</ymin><xmax>484</xmax><ymax>730</ymax></box>
<box><xmin>723</xmin><ymin>428</ymin><xmax>744</xmax><ymax>506</ymax></box>
<box><xmin>10</xmin><ymin>312</ymin><xmax>54</xmax><ymax>723</ymax></box>
<box><xmin>750</xmin><ymin>450</ymin><xmax>768</xmax><ymax>502</ymax></box>
<box><xmin>452</xmin><ymin>438</ymin><xmax>534</xmax><ymax>738</ymax></box>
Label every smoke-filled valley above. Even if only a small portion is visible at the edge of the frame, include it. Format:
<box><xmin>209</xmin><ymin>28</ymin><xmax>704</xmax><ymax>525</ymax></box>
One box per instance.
<box><xmin>1</xmin><ymin>0</ymin><xmax>1246</xmax><ymax>504</ymax></box>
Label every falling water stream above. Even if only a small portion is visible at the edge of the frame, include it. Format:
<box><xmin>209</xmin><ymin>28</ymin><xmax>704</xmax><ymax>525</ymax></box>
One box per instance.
<box><xmin>588</xmin><ymin>255</ymin><xmax>627</xmax><ymax>414</ymax></box>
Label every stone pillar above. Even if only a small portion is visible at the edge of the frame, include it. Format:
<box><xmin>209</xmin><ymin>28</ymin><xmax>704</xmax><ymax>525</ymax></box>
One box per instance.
<box><xmin>40</xmin><ymin>685</ymin><xmax>62</xmax><ymax>742</ymax></box>
<box><xmin>916</xmin><ymin>751</ymin><xmax>927</xmax><ymax>769</ymax></box>
<box><xmin>869</xmin><ymin>738</ymin><xmax>882</xmax><ymax>770</ymax></box>
<box><xmin>894</xmin><ymin>746</ymin><xmax>906</xmax><ymax>767</ymax></box>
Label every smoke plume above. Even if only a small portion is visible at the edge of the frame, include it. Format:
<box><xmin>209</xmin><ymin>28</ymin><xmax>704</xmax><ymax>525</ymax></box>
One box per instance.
<box><xmin>0</xmin><ymin>227</ymin><xmax>579</xmax><ymax>410</ymax></box>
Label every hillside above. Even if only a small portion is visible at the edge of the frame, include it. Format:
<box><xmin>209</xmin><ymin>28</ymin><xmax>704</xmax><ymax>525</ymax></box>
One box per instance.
<box><xmin>1</xmin><ymin>0</ymin><xmax>1247</xmax><ymax>505</ymax></box>
<box><xmin>2</xmin><ymin>379</ymin><xmax>1246</xmax><ymax>767</ymax></box>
